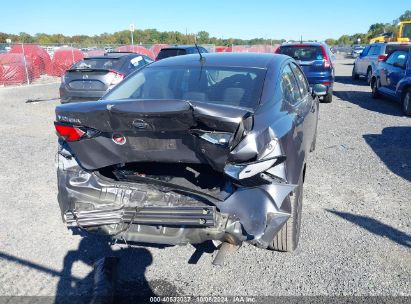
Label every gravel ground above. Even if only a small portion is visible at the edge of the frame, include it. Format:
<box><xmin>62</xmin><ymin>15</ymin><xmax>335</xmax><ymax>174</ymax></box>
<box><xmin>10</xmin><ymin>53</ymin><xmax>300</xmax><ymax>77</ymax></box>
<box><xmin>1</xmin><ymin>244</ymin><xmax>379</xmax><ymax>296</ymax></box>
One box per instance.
<box><xmin>0</xmin><ymin>57</ymin><xmax>410</xmax><ymax>299</ymax></box>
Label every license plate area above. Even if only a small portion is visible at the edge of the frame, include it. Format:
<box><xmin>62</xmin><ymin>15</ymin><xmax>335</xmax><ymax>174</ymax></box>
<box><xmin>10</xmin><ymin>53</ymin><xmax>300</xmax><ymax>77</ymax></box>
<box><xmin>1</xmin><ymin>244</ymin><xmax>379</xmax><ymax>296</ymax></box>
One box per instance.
<box><xmin>128</xmin><ymin>137</ymin><xmax>177</xmax><ymax>151</ymax></box>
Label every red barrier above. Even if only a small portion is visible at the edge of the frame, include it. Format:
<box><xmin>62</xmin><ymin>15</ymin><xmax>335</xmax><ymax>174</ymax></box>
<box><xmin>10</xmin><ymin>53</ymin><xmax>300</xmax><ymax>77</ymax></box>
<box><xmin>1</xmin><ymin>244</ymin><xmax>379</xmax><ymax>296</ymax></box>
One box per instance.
<box><xmin>115</xmin><ymin>45</ymin><xmax>155</xmax><ymax>59</ymax></box>
<box><xmin>215</xmin><ymin>46</ymin><xmax>229</xmax><ymax>52</ymax></box>
<box><xmin>0</xmin><ymin>53</ymin><xmax>34</xmax><ymax>85</ymax></box>
<box><xmin>51</xmin><ymin>47</ymin><xmax>84</xmax><ymax>77</ymax></box>
<box><xmin>10</xmin><ymin>44</ymin><xmax>52</xmax><ymax>78</ymax></box>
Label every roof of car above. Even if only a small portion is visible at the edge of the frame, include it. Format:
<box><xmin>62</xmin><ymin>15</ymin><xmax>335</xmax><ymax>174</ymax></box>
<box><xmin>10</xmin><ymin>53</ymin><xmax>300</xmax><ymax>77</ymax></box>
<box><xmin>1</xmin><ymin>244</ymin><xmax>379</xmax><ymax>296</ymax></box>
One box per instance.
<box><xmin>151</xmin><ymin>52</ymin><xmax>289</xmax><ymax>69</ymax></box>
<box><xmin>160</xmin><ymin>45</ymin><xmax>204</xmax><ymax>50</ymax></box>
<box><xmin>280</xmin><ymin>42</ymin><xmax>324</xmax><ymax>47</ymax></box>
<box><xmin>85</xmin><ymin>52</ymin><xmax>142</xmax><ymax>60</ymax></box>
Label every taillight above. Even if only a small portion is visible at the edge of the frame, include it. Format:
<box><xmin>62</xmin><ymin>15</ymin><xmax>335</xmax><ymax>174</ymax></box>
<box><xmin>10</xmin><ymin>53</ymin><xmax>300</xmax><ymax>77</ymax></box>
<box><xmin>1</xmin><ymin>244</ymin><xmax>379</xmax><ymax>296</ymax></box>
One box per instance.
<box><xmin>378</xmin><ymin>55</ymin><xmax>387</xmax><ymax>61</ymax></box>
<box><xmin>322</xmin><ymin>81</ymin><xmax>331</xmax><ymax>85</ymax></box>
<box><xmin>54</xmin><ymin>123</ymin><xmax>85</xmax><ymax>141</ymax></box>
<box><xmin>320</xmin><ymin>46</ymin><xmax>331</xmax><ymax>68</ymax></box>
<box><xmin>108</xmin><ymin>70</ymin><xmax>125</xmax><ymax>85</ymax></box>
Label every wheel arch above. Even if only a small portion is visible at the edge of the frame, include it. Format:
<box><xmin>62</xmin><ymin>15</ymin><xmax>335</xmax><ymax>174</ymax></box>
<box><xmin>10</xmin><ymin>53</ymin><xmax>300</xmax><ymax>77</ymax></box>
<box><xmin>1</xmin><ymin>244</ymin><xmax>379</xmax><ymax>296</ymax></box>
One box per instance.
<box><xmin>399</xmin><ymin>82</ymin><xmax>411</xmax><ymax>100</ymax></box>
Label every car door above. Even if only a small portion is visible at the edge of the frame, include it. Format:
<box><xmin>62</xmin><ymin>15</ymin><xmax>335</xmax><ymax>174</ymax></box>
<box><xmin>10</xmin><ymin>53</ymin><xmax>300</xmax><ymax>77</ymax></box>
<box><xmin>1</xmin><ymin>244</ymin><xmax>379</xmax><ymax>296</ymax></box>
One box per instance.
<box><xmin>279</xmin><ymin>63</ymin><xmax>306</xmax><ymax>181</ymax></box>
<box><xmin>290</xmin><ymin>62</ymin><xmax>318</xmax><ymax>150</ymax></box>
<box><xmin>367</xmin><ymin>45</ymin><xmax>380</xmax><ymax>72</ymax></box>
<box><xmin>379</xmin><ymin>52</ymin><xmax>395</xmax><ymax>90</ymax></box>
<box><xmin>361</xmin><ymin>45</ymin><xmax>375</xmax><ymax>75</ymax></box>
<box><xmin>387</xmin><ymin>51</ymin><xmax>408</xmax><ymax>96</ymax></box>
<box><xmin>380</xmin><ymin>51</ymin><xmax>408</xmax><ymax>96</ymax></box>
<box><xmin>357</xmin><ymin>45</ymin><xmax>371</xmax><ymax>75</ymax></box>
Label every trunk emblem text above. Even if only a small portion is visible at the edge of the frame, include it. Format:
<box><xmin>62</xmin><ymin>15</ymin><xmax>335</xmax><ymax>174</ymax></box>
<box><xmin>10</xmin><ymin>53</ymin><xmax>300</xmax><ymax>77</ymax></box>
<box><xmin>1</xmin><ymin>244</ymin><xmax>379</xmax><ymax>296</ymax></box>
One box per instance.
<box><xmin>132</xmin><ymin>119</ymin><xmax>149</xmax><ymax>129</ymax></box>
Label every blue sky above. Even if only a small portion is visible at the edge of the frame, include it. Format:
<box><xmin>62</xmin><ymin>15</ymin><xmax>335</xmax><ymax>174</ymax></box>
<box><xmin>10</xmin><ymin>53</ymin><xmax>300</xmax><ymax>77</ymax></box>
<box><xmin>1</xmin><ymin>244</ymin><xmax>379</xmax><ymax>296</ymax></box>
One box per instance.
<box><xmin>1</xmin><ymin>0</ymin><xmax>410</xmax><ymax>40</ymax></box>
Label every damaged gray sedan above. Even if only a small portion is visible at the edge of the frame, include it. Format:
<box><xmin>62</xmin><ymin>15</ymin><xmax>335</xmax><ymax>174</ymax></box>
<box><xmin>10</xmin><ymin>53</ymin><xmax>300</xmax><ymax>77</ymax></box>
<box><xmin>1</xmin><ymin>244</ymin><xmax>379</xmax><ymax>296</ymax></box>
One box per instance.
<box><xmin>55</xmin><ymin>53</ymin><xmax>325</xmax><ymax>258</ymax></box>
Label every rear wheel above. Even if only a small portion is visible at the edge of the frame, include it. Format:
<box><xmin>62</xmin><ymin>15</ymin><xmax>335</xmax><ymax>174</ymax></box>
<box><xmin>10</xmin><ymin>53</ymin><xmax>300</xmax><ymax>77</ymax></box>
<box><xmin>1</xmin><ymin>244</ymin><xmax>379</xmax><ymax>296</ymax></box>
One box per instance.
<box><xmin>268</xmin><ymin>170</ymin><xmax>303</xmax><ymax>252</ymax></box>
<box><xmin>371</xmin><ymin>78</ymin><xmax>380</xmax><ymax>99</ymax></box>
<box><xmin>366</xmin><ymin>68</ymin><xmax>372</xmax><ymax>85</ymax></box>
<box><xmin>352</xmin><ymin>65</ymin><xmax>359</xmax><ymax>80</ymax></box>
<box><xmin>402</xmin><ymin>88</ymin><xmax>411</xmax><ymax>116</ymax></box>
<box><xmin>322</xmin><ymin>88</ymin><xmax>333</xmax><ymax>103</ymax></box>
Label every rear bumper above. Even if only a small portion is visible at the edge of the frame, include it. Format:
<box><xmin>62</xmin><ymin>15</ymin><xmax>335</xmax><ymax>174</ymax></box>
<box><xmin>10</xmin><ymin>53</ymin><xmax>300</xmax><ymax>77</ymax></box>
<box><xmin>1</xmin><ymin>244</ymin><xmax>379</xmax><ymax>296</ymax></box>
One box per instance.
<box><xmin>57</xmin><ymin>145</ymin><xmax>294</xmax><ymax>248</ymax></box>
<box><xmin>307</xmin><ymin>75</ymin><xmax>334</xmax><ymax>88</ymax></box>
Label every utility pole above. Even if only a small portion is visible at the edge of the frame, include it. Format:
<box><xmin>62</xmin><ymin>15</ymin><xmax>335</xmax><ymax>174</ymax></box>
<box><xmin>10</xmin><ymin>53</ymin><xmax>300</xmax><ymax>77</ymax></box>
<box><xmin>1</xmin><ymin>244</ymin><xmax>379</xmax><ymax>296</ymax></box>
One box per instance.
<box><xmin>129</xmin><ymin>23</ymin><xmax>135</xmax><ymax>46</ymax></box>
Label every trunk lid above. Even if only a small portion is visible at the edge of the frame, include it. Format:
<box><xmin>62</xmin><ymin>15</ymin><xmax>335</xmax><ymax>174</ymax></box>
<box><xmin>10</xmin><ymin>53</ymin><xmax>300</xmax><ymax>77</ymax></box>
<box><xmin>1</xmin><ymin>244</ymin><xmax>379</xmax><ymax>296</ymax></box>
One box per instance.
<box><xmin>55</xmin><ymin>99</ymin><xmax>253</xmax><ymax>172</ymax></box>
<box><xmin>64</xmin><ymin>68</ymin><xmax>121</xmax><ymax>91</ymax></box>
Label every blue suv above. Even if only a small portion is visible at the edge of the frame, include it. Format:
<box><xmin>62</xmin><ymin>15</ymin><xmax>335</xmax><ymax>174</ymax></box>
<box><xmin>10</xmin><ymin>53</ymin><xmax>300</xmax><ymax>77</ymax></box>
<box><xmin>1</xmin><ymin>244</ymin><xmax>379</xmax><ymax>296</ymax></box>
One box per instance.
<box><xmin>276</xmin><ymin>42</ymin><xmax>335</xmax><ymax>102</ymax></box>
<box><xmin>371</xmin><ymin>50</ymin><xmax>411</xmax><ymax>116</ymax></box>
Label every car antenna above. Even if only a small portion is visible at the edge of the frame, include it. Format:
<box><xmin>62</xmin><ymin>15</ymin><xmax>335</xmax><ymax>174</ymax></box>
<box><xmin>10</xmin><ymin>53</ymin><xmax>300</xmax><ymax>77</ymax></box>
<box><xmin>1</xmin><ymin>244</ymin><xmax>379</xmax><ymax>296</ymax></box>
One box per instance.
<box><xmin>195</xmin><ymin>43</ymin><xmax>205</xmax><ymax>63</ymax></box>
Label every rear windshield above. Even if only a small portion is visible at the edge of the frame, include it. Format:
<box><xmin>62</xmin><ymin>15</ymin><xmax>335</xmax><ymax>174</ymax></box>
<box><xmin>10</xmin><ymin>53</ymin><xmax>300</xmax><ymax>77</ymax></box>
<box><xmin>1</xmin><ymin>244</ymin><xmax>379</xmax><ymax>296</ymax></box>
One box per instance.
<box><xmin>385</xmin><ymin>44</ymin><xmax>411</xmax><ymax>55</ymax></box>
<box><xmin>104</xmin><ymin>66</ymin><xmax>266</xmax><ymax>109</ymax></box>
<box><xmin>72</xmin><ymin>58</ymin><xmax>123</xmax><ymax>70</ymax></box>
<box><xmin>278</xmin><ymin>46</ymin><xmax>324</xmax><ymax>61</ymax></box>
<box><xmin>156</xmin><ymin>49</ymin><xmax>187</xmax><ymax>60</ymax></box>
<box><xmin>401</xmin><ymin>24</ymin><xmax>411</xmax><ymax>39</ymax></box>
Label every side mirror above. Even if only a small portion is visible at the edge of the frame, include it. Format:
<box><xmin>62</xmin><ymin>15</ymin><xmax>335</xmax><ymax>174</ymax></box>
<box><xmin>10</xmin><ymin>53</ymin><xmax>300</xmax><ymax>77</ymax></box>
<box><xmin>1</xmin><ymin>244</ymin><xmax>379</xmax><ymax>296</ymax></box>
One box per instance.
<box><xmin>312</xmin><ymin>84</ymin><xmax>328</xmax><ymax>96</ymax></box>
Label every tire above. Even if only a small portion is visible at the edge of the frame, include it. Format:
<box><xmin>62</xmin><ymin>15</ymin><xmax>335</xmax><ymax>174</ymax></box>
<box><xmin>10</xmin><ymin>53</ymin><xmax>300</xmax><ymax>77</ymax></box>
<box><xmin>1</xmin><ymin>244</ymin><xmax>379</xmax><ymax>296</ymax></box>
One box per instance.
<box><xmin>366</xmin><ymin>68</ymin><xmax>372</xmax><ymax>85</ymax></box>
<box><xmin>322</xmin><ymin>88</ymin><xmax>333</xmax><ymax>103</ymax></box>
<box><xmin>352</xmin><ymin>66</ymin><xmax>359</xmax><ymax>80</ymax></box>
<box><xmin>371</xmin><ymin>78</ymin><xmax>380</xmax><ymax>99</ymax></box>
<box><xmin>268</xmin><ymin>170</ymin><xmax>304</xmax><ymax>252</ymax></box>
<box><xmin>402</xmin><ymin>88</ymin><xmax>411</xmax><ymax>117</ymax></box>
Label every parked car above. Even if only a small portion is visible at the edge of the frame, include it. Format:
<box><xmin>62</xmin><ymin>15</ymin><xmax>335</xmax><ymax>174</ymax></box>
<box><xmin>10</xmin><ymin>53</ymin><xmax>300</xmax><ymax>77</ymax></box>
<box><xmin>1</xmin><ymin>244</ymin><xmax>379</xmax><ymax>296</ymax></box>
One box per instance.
<box><xmin>54</xmin><ymin>53</ymin><xmax>326</xmax><ymax>259</ymax></box>
<box><xmin>352</xmin><ymin>42</ymin><xmax>411</xmax><ymax>84</ymax></box>
<box><xmin>155</xmin><ymin>45</ymin><xmax>208</xmax><ymax>61</ymax></box>
<box><xmin>370</xmin><ymin>50</ymin><xmax>411</xmax><ymax>116</ymax></box>
<box><xmin>276</xmin><ymin>42</ymin><xmax>335</xmax><ymax>103</ymax></box>
<box><xmin>350</xmin><ymin>45</ymin><xmax>365</xmax><ymax>58</ymax></box>
<box><xmin>59</xmin><ymin>52</ymin><xmax>153</xmax><ymax>103</ymax></box>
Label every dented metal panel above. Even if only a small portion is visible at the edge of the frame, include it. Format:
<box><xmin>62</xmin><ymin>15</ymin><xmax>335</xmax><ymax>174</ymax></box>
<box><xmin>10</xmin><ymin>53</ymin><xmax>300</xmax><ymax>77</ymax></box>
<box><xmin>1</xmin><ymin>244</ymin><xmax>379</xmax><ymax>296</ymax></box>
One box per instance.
<box><xmin>55</xmin><ymin>53</ymin><xmax>319</xmax><ymax>252</ymax></box>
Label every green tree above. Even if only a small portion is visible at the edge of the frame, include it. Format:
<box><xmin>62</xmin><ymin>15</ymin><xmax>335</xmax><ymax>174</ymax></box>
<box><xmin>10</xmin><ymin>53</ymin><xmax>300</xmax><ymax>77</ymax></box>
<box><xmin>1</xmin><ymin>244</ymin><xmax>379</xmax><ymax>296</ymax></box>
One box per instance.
<box><xmin>325</xmin><ymin>38</ymin><xmax>337</xmax><ymax>45</ymax></box>
<box><xmin>197</xmin><ymin>31</ymin><xmax>210</xmax><ymax>44</ymax></box>
<box><xmin>399</xmin><ymin>10</ymin><xmax>411</xmax><ymax>22</ymax></box>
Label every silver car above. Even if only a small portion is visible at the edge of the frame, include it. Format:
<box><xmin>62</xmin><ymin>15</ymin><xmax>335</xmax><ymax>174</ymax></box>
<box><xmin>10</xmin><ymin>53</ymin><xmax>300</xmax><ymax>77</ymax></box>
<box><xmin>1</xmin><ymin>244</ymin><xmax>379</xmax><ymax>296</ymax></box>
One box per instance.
<box><xmin>352</xmin><ymin>42</ymin><xmax>411</xmax><ymax>84</ymax></box>
<box><xmin>59</xmin><ymin>52</ymin><xmax>153</xmax><ymax>103</ymax></box>
<box><xmin>54</xmin><ymin>53</ymin><xmax>326</xmax><ymax>263</ymax></box>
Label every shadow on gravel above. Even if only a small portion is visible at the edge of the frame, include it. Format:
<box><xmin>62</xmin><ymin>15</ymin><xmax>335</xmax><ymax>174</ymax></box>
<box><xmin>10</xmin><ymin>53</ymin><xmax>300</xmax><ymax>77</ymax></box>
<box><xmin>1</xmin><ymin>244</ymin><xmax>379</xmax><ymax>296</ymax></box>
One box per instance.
<box><xmin>363</xmin><ymin>127</ymin><xmax>411</xmax><ymax>182</ymax></box>
<box><xmin>333</xmin><ymin>89</ymin><xmax>405</xmax><ymax>117</ymax></box>
<box><xmin>0</xmin><ymin>233</ymin><xmax>180</xmax><ymax>303</ymax></box>
<box><xmin>188</xmin><ymin>241</ymin><xmax>217</xmax><ymax>264</ymax></box>
<box><xmin>327</xmin><ymin>210</ymin><xmax>411</xmax><ymax>249</ymax></box>
<box><xmin>54</xmin><ymin>233</ymin><xmax>181</xmax><ymax>303</ymax></box>
<box><xmin>334</xmin><ymin>75</ymin><xmax>366</xmax><ymax>85</ymax></box>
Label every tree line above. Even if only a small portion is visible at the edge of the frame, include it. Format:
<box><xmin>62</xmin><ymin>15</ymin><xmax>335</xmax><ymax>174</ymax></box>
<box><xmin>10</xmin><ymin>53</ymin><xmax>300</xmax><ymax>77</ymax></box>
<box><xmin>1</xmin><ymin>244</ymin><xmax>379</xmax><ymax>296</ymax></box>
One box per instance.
<box><xmin>1</xmin><ymin>10</ymin><xmax>409</xmax><ymax>47</ymax></box>
<box><xmin>325</xmin><ymin>10</ymin><xmax>411</xmax><ymax>46</ymax></box>
<box><xmin>0</xmin><ymin>29</ymin><xmax>285</xmax><ymax>46</ymax></box>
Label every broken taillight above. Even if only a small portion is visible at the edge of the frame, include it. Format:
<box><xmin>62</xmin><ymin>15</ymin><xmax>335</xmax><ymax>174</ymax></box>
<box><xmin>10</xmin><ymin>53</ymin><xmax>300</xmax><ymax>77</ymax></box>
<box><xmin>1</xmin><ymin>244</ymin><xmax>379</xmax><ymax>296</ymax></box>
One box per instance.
<box><xmin>54</xmin><ymin>123</ymin><xmax>85</xmax><ymax>141</ymax></box>
<box><xmin>108</xmin><ymin>70</ymin><xmax>125</xmax><ymax>85</ymax></box>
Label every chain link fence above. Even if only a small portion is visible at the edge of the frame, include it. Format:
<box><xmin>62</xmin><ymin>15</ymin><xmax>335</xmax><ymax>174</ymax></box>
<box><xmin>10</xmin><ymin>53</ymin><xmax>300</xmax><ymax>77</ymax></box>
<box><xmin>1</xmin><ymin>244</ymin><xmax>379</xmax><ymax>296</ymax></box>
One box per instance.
<box><xmin>0</xmin><ymin>42</ymin><xmax>286</xmax><ymax>87</ymax></box>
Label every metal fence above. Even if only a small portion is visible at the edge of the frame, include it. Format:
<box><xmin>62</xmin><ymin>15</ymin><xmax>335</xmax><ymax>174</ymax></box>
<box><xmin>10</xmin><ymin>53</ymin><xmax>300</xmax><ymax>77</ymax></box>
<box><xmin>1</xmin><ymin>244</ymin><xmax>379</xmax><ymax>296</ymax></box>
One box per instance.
<box><xmin>0</xmin><ymin>42</ymin><xmax>287</xmax><ymax>86</ymax></box>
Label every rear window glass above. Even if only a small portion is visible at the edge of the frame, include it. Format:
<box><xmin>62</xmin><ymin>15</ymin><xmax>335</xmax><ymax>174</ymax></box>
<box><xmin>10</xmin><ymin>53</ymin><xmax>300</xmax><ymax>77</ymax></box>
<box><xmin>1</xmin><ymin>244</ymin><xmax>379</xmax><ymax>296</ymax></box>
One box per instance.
<box><xmin>385</xmin><ymin>44</ymin><xmax>411</xmax><ymax>55</ymax></box>
<box><xmin>156</xmin><ymin>49</ymin><xmax>187</xmax><ymax>60</ymax></box>
<box><xmin>278</xmin><ymin>46</ymin><xmax>324</xmax><ymax>61</ymax></box>
<box><xmin>104</xmin><ymin>66</ymin><xmax>266</xmax><ymax>109</ymax></box>
<box><xmin>72</xmin><ymin>58</ymin><xmax>122</xmax><ymax>70</ymax></box>
<box><xmin>401</xmin><ymin>23</ymin><xmax>411</xmax><ymax>39</ymax></box>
